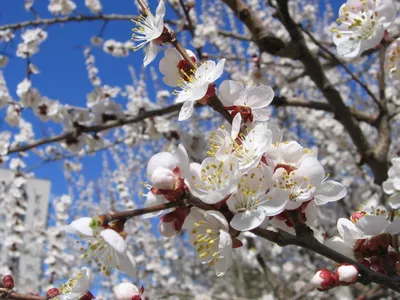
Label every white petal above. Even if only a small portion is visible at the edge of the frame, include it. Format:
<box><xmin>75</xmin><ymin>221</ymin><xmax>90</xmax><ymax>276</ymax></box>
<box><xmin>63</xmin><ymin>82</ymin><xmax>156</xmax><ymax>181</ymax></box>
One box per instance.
<box><xmin>314</xmin><ymin>180</ymin><xmax>347</xmax><ymax>205</ymax></box>
<box><xmin>65</xmin><ymin>217</ymin><xmax>93</xmax><ymax>237</ymax></box>
<box><xmin>298</xmin><ymin>157</ymin><xmax>325</xmax><ymax>187</ymax></box>
<box><xmin>383</xmin><ymin>217</ymin><xmax>400</xmax><ymax>235</ymax></box>
<box><xmin>263</xmin><ymin>188</ymin><xmax>290</xmax><ymax>216</ymax></box>
<box><xmin>388</xmin><ymin>193</ymin><xmax>400</xmax><ymax>210</ymax></box>
<box><xmin>100</xmin><ymin>229</ymin><xmax>127</xmax><ymax>253</ymax></box>
<box><xmin>245</xmin><ymin>84</ymin><xmax>274</xmax><ymax>108</ymax></box>
<box><xmin>142</xmin><ymin>192</ymin><xmax>167</xmax><ymax>219</ymax></box>
<box><xmin>143</xmin><ymin>43</ymin><xmax>159</xmax><ymax>67</ymax></box>
<box><xmin>71</xmin><ymin>267</ymin><xmax>91</xmax><ymax>294</ymax></box>
<box><xmin>155</xmin><ymin>0</ymin><xmax>166</xmax><ymax>19</ymax></box>
<box><xmin>116</xmin><ymin>250</ymin><xmax>137</xmax><ymax>278</ymax></box>
<box><xmin>218</xmin><ymin>80</ymin><xmax>245</xmax><ymax>106</ymax></box>
<box><xmin>383</xmin><ymin>179</ymin><xmax>395</xmax><ymax>194</ymax></box>
<box><xmin>230</xmin><ymin>210</ymin><xmax>265</xmax><ymax>231</ymax></box>
<box><xmin>324</xmin><ymin>236</ymin><xmax>354</xmax><ymax>258</ymax></box>
<box><xmin>205</xmin><ymin>210</ymin><xmax>230</xmax><ymax>231</ymax></box>
<box><xmin>178</xmin><ymin>101</ymin><xmax>195</xmax><ymax>121</ymax></box>
<box><xmin>208</xmin><ymin>59</ymin><xmax>225</xmax><ymax>82</ymax></box>
<box><xmin>175</xmin><ymin>143</ymin><xmax>190</xmax><ymax>178</ymax></box>
<box><xmin>355</xmin><ymin>215</ymin><xmax>388</xmax><ymax>236</ymax></box>
<box><xmin>231</xmin><ymin>113</ymin><xmax>242</xmax><ymax>139</ymax></box>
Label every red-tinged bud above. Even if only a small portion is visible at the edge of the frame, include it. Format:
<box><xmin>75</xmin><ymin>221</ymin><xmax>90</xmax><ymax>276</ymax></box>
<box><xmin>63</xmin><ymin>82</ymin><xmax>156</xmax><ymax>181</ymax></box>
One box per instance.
<box><xmin>132</xmin><ymin>296</ymin><xmax>142</xmax><ymax>300</ymax></box>
<box><xmin>251</xmin><ymin>54</ymin><xmax>259</xmax><ymax>62</ymax></box>
<box><xmin>46</xmin><ymin>288</ymin><xmax>60</xmax><ymax>298</ymax></box>
<box><xmin>311</xmin><ymin>269</ymin><xmax>339</xmax><ymax>291</ymax></box>
<box><xmin>79</xmin><ymin>290</ymin><xmax>96</xmax><ymax>300</ymax></box>
<box><xmin>2</xmin><ymin>275</ymin><xmax>14</xmax><ymax>289</ymax></box>
<box><xmin>350</xmin><ymin>211</ymin><xmax>367</xmax><ymax>223</ymax></box>
<box><xmin>197</xmin><ymin>84</ymin><xmax>216</xmax><ymax>105</ymax></box>
<box><xmin>139</xmin><ymin>286</ymin><xmax>144</xmax><ymax>295</ymax></box>
<box><xmin>335</xmin><ymin>264</ymin><xmax>359</xmax><ymax>285</ymax></box>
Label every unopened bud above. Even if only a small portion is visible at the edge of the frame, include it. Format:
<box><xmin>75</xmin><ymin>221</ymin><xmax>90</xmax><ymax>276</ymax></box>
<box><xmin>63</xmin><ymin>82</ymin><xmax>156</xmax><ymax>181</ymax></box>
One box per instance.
<box><xmin>335</xmin><ymin>264</ymin><xmax>359</xmax><ymax>285</ymax></box>
<box><xmin>46</xmin><ymin>288</ymin><xmax>60</xmax><ymax>298</ymax></box>
<box><xmin>311</xmin><ymin>269</ymin><xmax>338</xmax><ymax>291</ymax></box>
<box><xmin>2</xmin><ymin>275</ymin><xmax>14</xmax><ymax>289</ymax></box>
<box><xmin>151</xmin><ymin>167</ymin><xmax>176</xmax><ymax>190</ymax></box>
<box><xmin>113</xmin><ymin>282</ymin><xmax>141</xmax><ymax>300</ymax></box>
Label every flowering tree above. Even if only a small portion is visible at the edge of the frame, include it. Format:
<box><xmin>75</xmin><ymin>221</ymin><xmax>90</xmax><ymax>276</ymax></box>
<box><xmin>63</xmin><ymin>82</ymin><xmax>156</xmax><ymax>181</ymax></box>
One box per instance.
<box><xmin>1</xmin><ymin>0</ymin><xmax>400</xmax><ymax>299</ymax></box>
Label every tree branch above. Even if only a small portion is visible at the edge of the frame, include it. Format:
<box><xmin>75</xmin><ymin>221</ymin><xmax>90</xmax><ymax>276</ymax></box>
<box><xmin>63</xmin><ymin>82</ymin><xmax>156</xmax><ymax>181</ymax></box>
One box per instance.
<box><xmin>252</xmin><ymin>227</ymin><xmax>400</xmax><ymax>293</ymax></box>
<box><xmin>100</xmin><ymin>199</ymin><xmax>186</xmax><ymax>224</ymax></box>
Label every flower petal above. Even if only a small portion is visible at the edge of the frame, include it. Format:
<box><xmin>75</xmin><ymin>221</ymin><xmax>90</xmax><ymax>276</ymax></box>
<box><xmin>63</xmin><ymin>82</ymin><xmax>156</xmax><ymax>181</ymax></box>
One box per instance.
<box><xmin>143</xmin><ymin>43</ymin><xmax>159</xmax><ymax>67</ymax></box>
<box><xmin>115</xmin><ymin>250</ymin><xmax>137</xmax><ymax>278</ymax></box>
<box><xmin>65</xmin><ymin>217</ymin><xmax>93</xmax><ymax>237</ymax></box>
<box><xmin>142</xmin><ymin>192</ymin><xmax>167</xmax><ymax>219</ymax></box>
<box><xmin>100</xmin><ymin>229</ymin><xmax>127</xmax><ymax>253</ymax></box>
<box><xmin>355</xmin><ymin>215</ymin><xmax>388</xmax><ymax>237</ymax></box>
<box><xmin>314</xmin><ymin>180</ymin><xmax>347</xmax><ymax>205</ymax></box>
<box><xmin>178</xmin><ymin>101</ymin><xmax>195</xmax><ymax>121</ymax></box>
<box><xmin>230</xmin><ymin>210</ymin><xmax>265</xmax><ymax>231</ymax></box>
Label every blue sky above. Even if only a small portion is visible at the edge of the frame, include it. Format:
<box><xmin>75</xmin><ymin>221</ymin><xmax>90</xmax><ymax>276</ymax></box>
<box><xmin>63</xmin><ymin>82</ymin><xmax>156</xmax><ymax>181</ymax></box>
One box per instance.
<box><xmin>0</xmin><ymin>1</ymin><xmax>340</xmax><ymax>197</ymax></box>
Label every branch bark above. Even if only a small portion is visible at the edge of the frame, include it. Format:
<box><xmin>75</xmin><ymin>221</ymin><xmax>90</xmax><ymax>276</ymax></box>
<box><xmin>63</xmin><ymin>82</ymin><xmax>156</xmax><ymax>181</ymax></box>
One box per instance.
<box><xmin>252</xmin><ymin>227</ymin><xmax>400</xmax><ymax>293</ymax></box>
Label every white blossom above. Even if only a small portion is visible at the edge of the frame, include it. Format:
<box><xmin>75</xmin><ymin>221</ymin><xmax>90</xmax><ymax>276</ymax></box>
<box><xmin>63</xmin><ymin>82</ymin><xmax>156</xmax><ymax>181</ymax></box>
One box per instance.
<box><xmin>131</xmin><ymin>0</ymin><xmax>166</xmax><ymax>66</ymax></box>
<box><xmin>219</xmin><ymin>80</ymin><xmax>274</xmax><ymax>122</ymax></box>
<box><xmin>333</xmin><ymin>0</ymin><xmax>396</xmax><ymax>59</ymax></box>
<box><xmin>174</xmin><ymin>59</ymin><xmax>225</xmax><ymax>121</ymax></box>
<box><xmin>65</xmin><ymin>218</ymin><xmax>137</xmax><ymax>278</ymax></box>
<box><xmin>183</xmin><ymin>207</ymin><xmax>233</xmax><ymax>277</ymax></box>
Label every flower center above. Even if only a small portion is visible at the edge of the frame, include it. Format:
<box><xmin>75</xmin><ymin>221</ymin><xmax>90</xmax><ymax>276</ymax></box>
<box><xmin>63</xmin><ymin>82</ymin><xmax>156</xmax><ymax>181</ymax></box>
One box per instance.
<box><xmin>191</xmin><ymin>221</ymin><xmax>222</xmax><ymax>266</ymax></box>
<box><xmin>274</xmin><ymin>170</ymin><xmax>313</xmax><ymax>201</ymax></box>
<box><xmin>177</xmin><ymin>57</ymin><xmax>197</xmax><ymax>81</ymax></box>
<box><xmin>334</xmin><ymin>2</ymin><xmax>378</xmax><ymax>41</ymax></box>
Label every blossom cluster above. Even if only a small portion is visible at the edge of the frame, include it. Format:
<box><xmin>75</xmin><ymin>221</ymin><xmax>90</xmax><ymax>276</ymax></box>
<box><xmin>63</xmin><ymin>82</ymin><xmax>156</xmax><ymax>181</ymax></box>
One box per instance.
<box><xmin>2</xmin><ymin>0</ymin><xmax>399</xmax><ymax>297</ymax></box>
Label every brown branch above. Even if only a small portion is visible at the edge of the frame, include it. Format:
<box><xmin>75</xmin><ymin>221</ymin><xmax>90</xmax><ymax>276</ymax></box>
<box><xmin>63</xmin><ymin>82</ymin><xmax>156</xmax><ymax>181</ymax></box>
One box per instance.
<box><xmin>273</xmin><ymin>96</ymin><xmax>376</xmax><ymax>124</ymax></box>
<box><xmin>5</xmin><ymin>96</ymin><xmax>377</xmax><ymax>156</ymax></box>
<box><xmin>252</xmin><ymin>227</ymin><xmax>400</xmax><ymax>293</ymax></box>
<box><xmin>100</xmin><ymin>199</ymin><xmax>186</xmax><ymax>224</ymax></box>
<box><xmin>7</xmin><ymin>103</ymin><xmax>183</xmax><ymax>155</ymax></box>
<box><xmin>3</xmin><ymin>291</ymin><xmax>46</xmax><ymax>300</ymax></box>
<box><xmin>220</xmin><ymin>0</ymin><xmax>297</xmax><ymax>58</ymax></box>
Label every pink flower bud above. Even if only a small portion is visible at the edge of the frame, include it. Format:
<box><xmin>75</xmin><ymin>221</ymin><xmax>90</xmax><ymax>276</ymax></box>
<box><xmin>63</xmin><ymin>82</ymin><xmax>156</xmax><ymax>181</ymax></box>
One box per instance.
<box><xmin>151</xmin><ymin>167</ymin><xmax>177</xmax><ymax>190</ymax></box>
<box><xmin>113</xmin><ymin>282</ymin><xmax>140</xmax><ymax>300</ymax></box>
<box><xmin>46</xmin><ymin>288</ymin><xmax>60</xmax><ymax>298</ymax></box>
<box><xmin>311</xmin><ymin>269</ymin><xmax>338</xmax><ymax>291</ymax></box>
<box><xmin>335</xmin><ymin>264</ymin><xmax>359</xmax><ymax>285</ymax></box>
<box><xmin>2</xmin><ymin>275</ymin><xmax>14</xmax><ymax>289</ymax></box>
